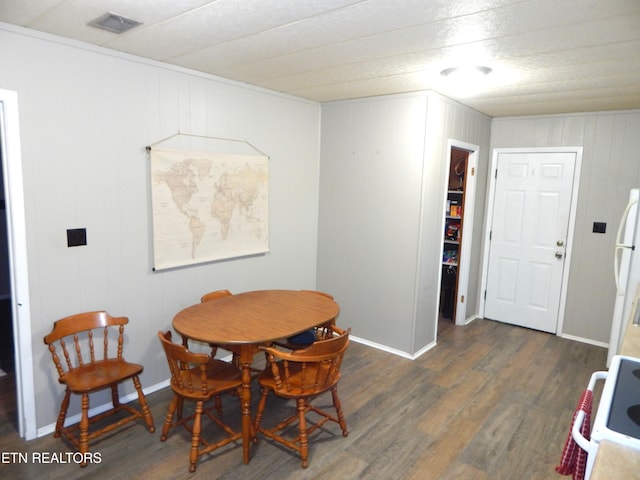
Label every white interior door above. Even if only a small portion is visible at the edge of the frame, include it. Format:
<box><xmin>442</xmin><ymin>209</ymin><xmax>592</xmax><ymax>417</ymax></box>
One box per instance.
<box><xmin>484</xmin><ymin>151</ymin><xmax>576</xmax><ymax>333</ymax></box>
<box><xmin>0</xmin><ymin>89</ymin><xmax>35</xmax><ymax>439</ymax></box>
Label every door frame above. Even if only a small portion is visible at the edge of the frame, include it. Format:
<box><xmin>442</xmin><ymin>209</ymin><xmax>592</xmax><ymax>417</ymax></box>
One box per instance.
<box><xmin>0</xmin><ymin>89</ymin><xmax>36</xmax><ymax>439</ymax></box>
<box><xmin>441</xmin><ymin>139</ymin><xmax>478</xmax><ymax>325</ymax></box>
<box><xmin>479</xmin><ymin>146</ymin><xmax>583</xmax><ymax>334</ymax></box>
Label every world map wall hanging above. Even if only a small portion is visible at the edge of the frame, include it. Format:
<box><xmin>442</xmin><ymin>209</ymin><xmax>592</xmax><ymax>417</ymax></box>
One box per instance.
<box><xmin>149</xmin><ymin>146</ymin><xmax>269</xmax><ymax>270</ymax></box>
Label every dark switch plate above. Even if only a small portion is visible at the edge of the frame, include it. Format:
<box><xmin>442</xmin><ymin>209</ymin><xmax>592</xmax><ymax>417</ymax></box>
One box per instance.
<box><xmin>593</xmin><ymin>222</ymin><xmax>606</xmax><ymax>234</ymax></box>
<box><xmin>67</xmin><ymin>228</ymin><xmax>87</xmax><ymax>247</ymax></box>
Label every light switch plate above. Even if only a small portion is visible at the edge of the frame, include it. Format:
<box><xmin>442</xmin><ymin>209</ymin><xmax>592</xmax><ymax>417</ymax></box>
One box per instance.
<box><xmin>67</xmin><ymin>228</ymin><xmax>87</xmax><ymax>247</ymax></box>
<box><xmin>593</xmin><ymin>222</ymin><xmax>606</xmax><ymax>234</ymax></box>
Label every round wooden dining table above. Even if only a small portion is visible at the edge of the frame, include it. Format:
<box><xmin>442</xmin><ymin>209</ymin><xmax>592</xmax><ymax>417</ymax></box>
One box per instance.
<box><xmin>172</xmin><ymin>289</ymin><xmax>340</xmax><ymax>464</ymax></box>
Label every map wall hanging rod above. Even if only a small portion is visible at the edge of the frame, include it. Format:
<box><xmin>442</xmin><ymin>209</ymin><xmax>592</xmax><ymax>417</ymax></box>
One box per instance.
<box><xmin>145</xmin><ymin>131</ymin><xmax>268</xmax><ymax>157</ymax></box>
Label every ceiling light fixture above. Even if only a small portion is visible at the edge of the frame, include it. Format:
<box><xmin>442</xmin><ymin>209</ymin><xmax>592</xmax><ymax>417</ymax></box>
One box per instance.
<box><xmin>440</xmin><ymin>66</ymin><xmax>492</xmax><ymax>79</ymax></box>
<box><xmin>439</xmin><ymin>66</ymin><xmax>492</xmax><ymax>97</ymax></box>
<box><xmin>88</xmin><ymin>12</ymin><xmax>143</xmax><ymax>34</ymax></box>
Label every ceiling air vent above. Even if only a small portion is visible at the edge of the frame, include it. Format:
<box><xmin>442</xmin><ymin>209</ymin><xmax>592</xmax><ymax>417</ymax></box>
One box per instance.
<box><xmin>88</xmin><ymin>12</ymin><xmax>142</xmax><ymax>34</ymax></box>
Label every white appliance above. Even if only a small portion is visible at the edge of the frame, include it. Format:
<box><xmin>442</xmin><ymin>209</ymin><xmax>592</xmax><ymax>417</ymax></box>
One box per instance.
<box><xmin>572</xmin><ymin>355</ymin><xmax>640</xmax><ymax>479</ymax></box>
<box><xmin>609</xmin><ymin>188</ymin><xmax>640</xmax><ymax>366</ymax></box>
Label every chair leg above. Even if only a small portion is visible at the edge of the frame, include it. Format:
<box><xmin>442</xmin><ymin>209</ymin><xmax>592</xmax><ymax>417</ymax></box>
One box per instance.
<box><xmin>331</xmin><ymin>386</ymin><xmax>348</xmax><ymax>436</ymax></box>
<box><xmin>132</xmin><ymin>375</ymin><xmax>155</xmax><ymax>432</ymax></box>
<box><xmin>79</xmin><ymin>393</ymin><xmax>90</xmax><ymax>467</ymax></box>
<box><xmin>161</xmin><ymin>395</ymin><xmax>179</xmax><ymax>441</ymax></box>
<box><xmin>214</xmin><ymin>394</ymin><xmax>223</xmax><ymax>417</ymax></box>
<box><xmin>54</xmin><ymin>389</ymin><xmax>71</xmax><ymax>438</ymax></box>
<box><xmin>110</xmin><ymin>384</ymin><xmax>120</xmax><ymax>408</ymax></box>
<box><xmin>189</xmin><ymin>400</ymin><xmax>204</xmax><ymax>473</ymax></box>
<box><xmin>297</xmin><ymin>398</ymin><xmax>309</xmax><ymax>468</ymax></box>
<box><xmin>176</xmin><ymin>397</ymin><xmax>184</xmax><ymax>420</ymax></box>
<box><xmin>252</xmin><ymin>387</ymin><xmax>269</xmax><ymax>442</ymax></box>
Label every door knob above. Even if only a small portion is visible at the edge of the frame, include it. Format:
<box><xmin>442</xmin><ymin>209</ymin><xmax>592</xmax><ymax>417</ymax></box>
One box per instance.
<box><xmin>555</xmin><ymin>251</ymin><xmax>563</xmax><ymax>259</ymax></box>
<box><xmin>556</xmin><ymin>240</ymin><xmax>564</xmax><ymax>247</ymax></box>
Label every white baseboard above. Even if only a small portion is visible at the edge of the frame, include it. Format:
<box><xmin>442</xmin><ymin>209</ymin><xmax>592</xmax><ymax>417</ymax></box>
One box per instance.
<box><xmin>558</xmin><ymin>332</ymin><xmax>608</xmax><ymax>349</ymax></box>
<box><xmin>36</xmin><ymin>378</ymin><xmax>170</xmax><ymax>438</ymax></box>
<box><xmin>349</xmin><ymin>335</ymin><xmax>413</xmax><ymax>359</ymax></box>
<box><xmin>463</xmin><ymin>314</ymin><xmax>480</xmax><ymax>325</ymax></box>
<box><xmin>411</xmin><ymin>340</ymin><xmax>438</xmax><ymax>359</ymax></box>
<box><xmin>477</xmin><ymin>316</ymin><xmax>607</xmax><ymax>348</ymax></box>
<box><xmin>350</xmin><ymin>335</ymin><xmax>437</xmax><ymax>360</ymax></box>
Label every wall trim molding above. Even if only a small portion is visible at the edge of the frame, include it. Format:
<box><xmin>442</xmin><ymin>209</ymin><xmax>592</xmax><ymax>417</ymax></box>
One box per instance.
<box><xmin>350</xmin><ymin>334</ymin><xmax>437</xmax><ymax>360</ymax></box>
<box><xmin>36</xmin><ymin>378</ymin><xmax>171</xmax><ymax>439</ymax></box>
<box><xmin>559</xmin><ymin>333</ymin><xmax>608</xmax><ymax>349</ymax></box>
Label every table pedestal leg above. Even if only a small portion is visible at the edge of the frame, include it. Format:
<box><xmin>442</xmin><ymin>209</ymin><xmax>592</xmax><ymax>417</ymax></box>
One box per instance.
<box><xmin>240</xmin><ymin>358</ymin><xmax>253</xmax><ymax>464</ymax></box>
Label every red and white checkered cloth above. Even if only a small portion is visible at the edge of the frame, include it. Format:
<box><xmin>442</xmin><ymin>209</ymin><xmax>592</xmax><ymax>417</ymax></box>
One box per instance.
<box><xmin>555</xmin><ymin>389</ymin><xmax>593</xmax><ymax>480</ymax></box>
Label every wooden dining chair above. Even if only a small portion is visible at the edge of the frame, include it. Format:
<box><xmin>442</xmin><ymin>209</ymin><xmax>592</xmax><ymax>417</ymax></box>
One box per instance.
<box><xmin>198</xmin><ymin>289</ymin><xmax>266</xmax><ymax>377</ymax></box>
<box><xmin>252</xmin><ymin>325</ymin><xmax>351</xmax><ymax>468</ymax></box>
<box><xmin>200</xmin><ymin>289</ymin><xmax>232</xmax><ymax>303</ymax></box>
<box><xmin>197</xmin><ymin>289</ymin><xmax>243</xmax><ymax>366</ymax></box>
<box><xmin>158</xmin><ymin>330</ymin><xmax>243</xmax><ymax>472</ymax></box>
<box><xmin>43</xmin><ymin>311</ymin><xmax>155</xmax><ymax>465</ymax></box>
<box><xmin>272</xmin><ymin>290</ymin><xmax>336</xmax><ymax>350</ymax></box>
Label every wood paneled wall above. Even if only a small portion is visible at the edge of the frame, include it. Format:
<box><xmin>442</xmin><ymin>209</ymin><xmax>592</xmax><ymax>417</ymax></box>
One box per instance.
<box><xmin>318</xmin><ymin>92</ymin><xmax>491</xmax><ymax>356</ymax></box>
<box><xmin>491</xmin><ymin>111</ymin><xmax>640</xmax><ymax>343</ymax></box>
<box><xmin>0</xmin><ymin>25</ymin><xmax>323</xmax><ymax>433</ymax></box>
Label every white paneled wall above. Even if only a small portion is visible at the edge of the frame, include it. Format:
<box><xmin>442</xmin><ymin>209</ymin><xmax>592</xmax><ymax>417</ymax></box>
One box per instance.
<box><xmin>319</xmin><ymin>93</ymin><xmax>428</xmax><ymax>353</ymax></box>
<box><xmin>0</xmin><ymin>26</ymin><xmax>322</xmax><ymax>431</ymax></box>
<box><xmin>318</xmin><ymin>93</ymin><xmax>491</xmax><ymax>356</ymax></box>
<box><xmin>491</xmin><ymin>111</ymin><xmax>640</xmax><ymax>343</ymax></box>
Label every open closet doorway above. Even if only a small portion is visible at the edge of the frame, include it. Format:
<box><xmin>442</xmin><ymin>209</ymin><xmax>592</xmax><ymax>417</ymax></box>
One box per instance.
<box><xmin>0</xmin><ymin>131</ymin><xmax>13</xmax><ymax>377</ymax></box>
<box><xmin>439</xmin><ymin>140</ymin><xmax>478</xmax><ymax>326</ymax></box>
<box><xmin>0</xmin><ymin>89</ymin><xmax>36</xmax><ymax>440</ymax></box>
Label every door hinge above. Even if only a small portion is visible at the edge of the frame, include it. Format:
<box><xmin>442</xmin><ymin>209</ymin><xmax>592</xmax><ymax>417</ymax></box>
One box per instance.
<box><xmin>471</xmin><ymin>167</ymin><xmax>475</xmax><ymax>176</ymax></box>
<box><xmin>495</xmin><ymin>169</ymin><xmax>498</xmax><ymax>179</ymax></box>
<box><xmin>484</xmin><ymin>290</ymin><xmax>487</xmax><ymax>300</ymax></box>
<box><xmin>461</xmin><ymin>295</ymin><xmax>465</xmax><ymax>303</ymax></box>
<box><xmin>489</xmin><ymin>230</ymin><xmax>492</xmax><ymax>240</ymax></box>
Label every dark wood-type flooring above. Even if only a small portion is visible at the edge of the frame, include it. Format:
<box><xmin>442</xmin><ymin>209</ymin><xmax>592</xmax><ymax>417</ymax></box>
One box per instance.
<box><xmin>0</xmin><ymin>318</ymin><xmax>606</xmax><ymax>479</ymax></box>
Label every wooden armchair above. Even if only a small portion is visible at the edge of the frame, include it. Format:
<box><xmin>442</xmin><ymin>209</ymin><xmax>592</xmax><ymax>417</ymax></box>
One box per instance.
<box><xmin>158</xmin><ymin>330</ymin><xmax>243</xmax><ymax>472</ymax></box>
<box><xmin>198</xmin><ymin>289</ymin><xmax>263</xmax><ymax>376</ymax></box>
<box><xmin>43</xmin><ymin>311</ymin><xmax>155</xmax><ymax>465</ymax></box>
<box><xmin>252</xmin><ymin>325</ymin><xmax>351</xmax><ymax>468</ymax></box>
<box><xmin>197</xmin><ymin>289</ymin><xmax>241</xmax><ymax>364</ymax></box>
<box><xmin>272</xmin><ymin>290</ymin><xmax>336</xmax><ymax>350</ymax></box>
<box><xmin>200</xmin><ymin>289</ymin><xmax>232</xmax><ymax>303</ymax></box>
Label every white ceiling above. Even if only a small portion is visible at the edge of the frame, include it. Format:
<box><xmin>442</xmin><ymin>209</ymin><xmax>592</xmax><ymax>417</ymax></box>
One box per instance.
<box><xmin>2</xmin><ymin>0</ymin><xmax>640</xmax><ymax>117</ymax></box>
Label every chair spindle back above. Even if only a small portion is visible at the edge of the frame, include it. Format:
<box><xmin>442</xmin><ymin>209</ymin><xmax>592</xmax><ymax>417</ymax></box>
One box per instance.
<box><xmin>158</xmin><ymin>331</ymin><xmax>212</xmax><ymax>397</ymax></box>
<box><xmin>44</xmin><ymin>311</ymin><xmax>129</xmax><ymax>380</ymax></box>
<box><xmin>264</xmin><ymin>326</ymin><xmax>350</xmax><ymax>395</ymax></box>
